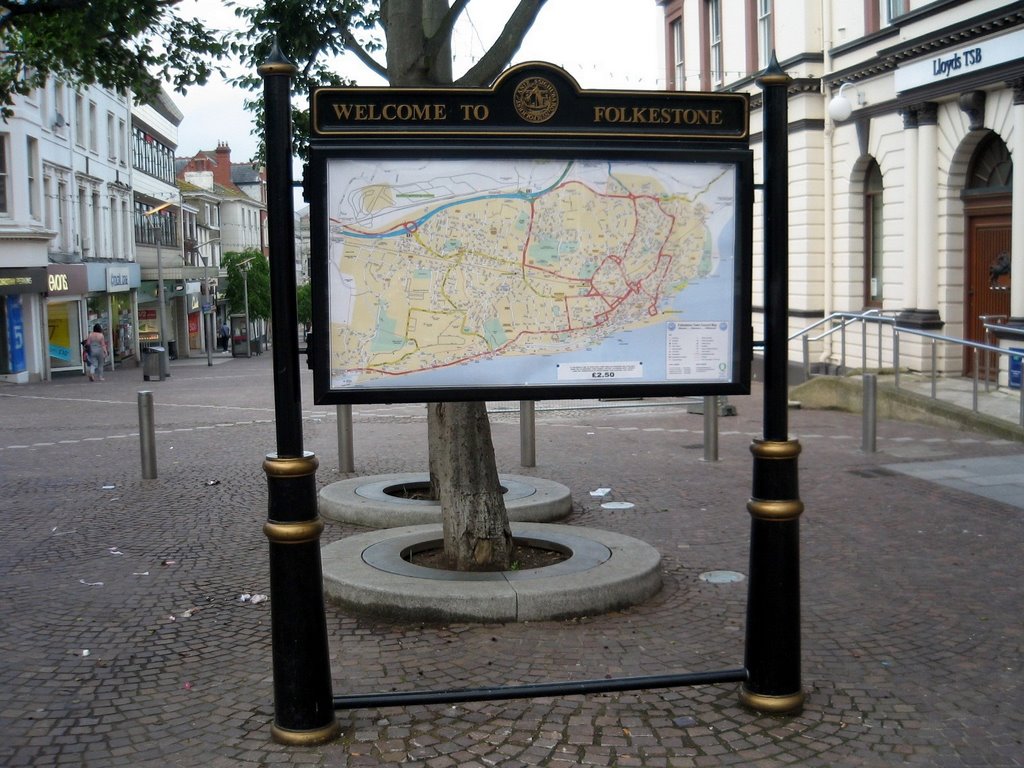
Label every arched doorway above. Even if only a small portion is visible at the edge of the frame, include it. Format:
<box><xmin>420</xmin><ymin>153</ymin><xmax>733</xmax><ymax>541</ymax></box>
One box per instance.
<box><xmin>963</xmin><ymin>133</ymin><xmax>1012</xmax><ymax>377</ymax></box>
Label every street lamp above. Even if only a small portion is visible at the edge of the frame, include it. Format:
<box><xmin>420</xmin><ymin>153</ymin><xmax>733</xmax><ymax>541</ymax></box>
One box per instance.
<box><xmin>237</xmin><ymin>255</ymin><xmax>256</xmax><ymax>358</ymax></box>
<box><xmin>143</xmin><ymin>202</ymin><xmax>175</xmax><ymax>378</ymax></box>
<box><xmin>193</xmin><ymin>237</ymin><xmax>221</xmax><ymax>367</ymax></box>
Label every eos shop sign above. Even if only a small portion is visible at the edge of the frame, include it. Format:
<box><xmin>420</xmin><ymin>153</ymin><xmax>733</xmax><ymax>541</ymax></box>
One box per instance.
<box><xmin>895</xmin><ymin>27</ymin><xmax>1024</xmax><ymax>93</ymax></box>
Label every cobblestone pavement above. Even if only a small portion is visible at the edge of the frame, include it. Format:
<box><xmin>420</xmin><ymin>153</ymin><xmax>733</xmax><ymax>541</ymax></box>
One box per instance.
<box><xmin>1</xmin><ymin>355</ymin><xmax>1022</xmax><ymax>767</ymax></box>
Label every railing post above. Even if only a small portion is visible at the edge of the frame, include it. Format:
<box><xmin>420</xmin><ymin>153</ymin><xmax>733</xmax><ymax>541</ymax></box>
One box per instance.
<box><xmin>861</xmin><ymin>319</ymin><xmax>867</xmax><ymax>372</ymax></box>
<box><xmin>703</xmin><ymin>396</ymin><xmax>719</xmax><ymax>462</ymax></box>
<box><xmin>931</xmin><ymin>339</ymin><xmax>937</xmax><ymax>399</ymax></box>
<box><xmin>138</xmin><ymin>391</ymin><xmax>157</xmax><ymax>479</ymax></box>
<box><xmin>520</xmin><ymin>401</ymin><xmax>536</xmax><ymax>468</ymax></box>
<box><xmin>973</xmin><ymin>349</ymin><xmax>980</xmax><ymax>413</ymax></box>
<box><xmin>802</xmin><ymin>335</ymin><xmax>809</xmax><ymax>379</ymax></box>
<box><xmin>336</xmin><ymin>404</ymin><xmax>354</xmax><ymax>473</ymax></box>
<box><xmin>840</xmin><ymin>320</ymin><xmax>847</xmax><ymax>375</ymax></box>
<box><xmin>894</xmin><ymin>331</ymin><xmax>901</xmax><ymax>389</ymax></box>
<box><xmin>861</xmin><ymin>373</ymin><xmax>876</xmax><ymax>453</ymax></box>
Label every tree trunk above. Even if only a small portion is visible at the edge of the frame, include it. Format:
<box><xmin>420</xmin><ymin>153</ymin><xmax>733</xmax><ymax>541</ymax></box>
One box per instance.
<box><xmin>428</xmin><ymin>401</ymin><xmax>514</xmax><ymax>571</ymax></box>
<box><xmin>382</xmin><ymin>0</ymin><xmax>528</xmax><ymax>571</ymax></box>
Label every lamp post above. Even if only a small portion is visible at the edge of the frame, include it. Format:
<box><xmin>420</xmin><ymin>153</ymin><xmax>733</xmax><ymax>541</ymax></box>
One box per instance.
<box><xmin>143</xmin><ymin>202</ymin><xmax>175</xmax><ymax>379</ymax></box>
<box><xmin>238</xmin><ymin>255</ymin><xmax>256</xmax><ymax>358</ymax></box>
<box><xmin>194</xmin><ymin>237</ymin><xmax>221</xmax><ymax>367</ymax></box>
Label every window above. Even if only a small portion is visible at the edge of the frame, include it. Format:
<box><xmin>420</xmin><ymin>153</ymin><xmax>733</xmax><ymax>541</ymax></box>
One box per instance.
<box><xmin>110</xmin><ymin>195</ymin><xmax>119</xmax><ymax>259</ymax></box>
<box><xmin>53</xmin><ymin>81</ymin><xmax>67</xmax><ymax>134</ymax></box>
<box><xmin>135</xmin><ymin>200</ymin><xmax>178</xmax><ymax>247</ymax></box>
<box><xmin>757</xmin><ymin>0</ymin><xmax>773</xmax><ymax>70</ymax></box>
<box><xmin>88</xmin><ymin>101</ymin><xmax>98</xmax><ymax>153</ymax></box>
<box><xmin>92</xmin><ymin>190</ymin><xmax>102</xmax><ymax>256</ymax></box>
<box><xmin>57</xmin><ymin>180</ymin><xmax>69</xmax><ymax>250</ymax></box>
<box><xmin>0</xmin><ymin>135</ymin><xmax>8</xmax><ymax>214</ymax></box>
<box><xmin>703</xmin><ymin>0</ymin><xmax>724</xmax><ymax>89</ymax></box>
<box><xmin>670</xmin><ymin>18</ymin><xmax>685</xmax><ymax>90</ymax></box>
<box><xmin>864</xmin><ymin>161</ymin><xmax>884</xmax><ymax>307</ymax></box>
<box><xmin>27</xmin><ymin>138</ymin><xmax>39</xmax><ymax>219</ymax></box>
<box><xmin>131</xmin><ymin>125</ymin><xmax>175</xmax><ymax>184</ymax></box>
<box><xmin>118</xmin><ymin>119</ymin><xmax>127</xmax><ymax>165</ymax></box>
<box><xmin>882</xmin><ymin>0</ymin><xmax>906</xmax><ymax>24</ymax></box>
<box><xmin>75</xmin><ymin>93</ymin><xmax>85</xmax><ymax>147</ymax></box>
<box><xmin>866</xmin><ymin>0</ymin><xmax>906</xmax><ymax>33</ymax></box>
<box><xmin>107</xmin><ymin>112</ymin><xmax>116</xmax><ymax>160</ymax></box>
<box><xmin>44</xmin><ymin>173</ymin><xmax>54</xmax><ymax>232</ymax></box>
<box><xmin>78</xmin><ymin>187</ymin><xmax>89</xmax><ymax>255</ymax></box>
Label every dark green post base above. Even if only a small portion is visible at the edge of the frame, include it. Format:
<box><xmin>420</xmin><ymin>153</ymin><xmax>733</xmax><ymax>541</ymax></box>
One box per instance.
<box><xmin>741</xmin><ymin>439</ymin><xmax>805</xmax><ymax>715</ymax></box>
<box><xmin>264</xmin><ymin>453</ymin><xmax>340</xmax><ymax>745</ymax></box>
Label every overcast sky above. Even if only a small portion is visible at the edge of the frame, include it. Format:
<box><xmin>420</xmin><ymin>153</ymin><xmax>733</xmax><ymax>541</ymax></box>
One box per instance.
<box><xmin>174</xmin><ymin>0</ymin><xmax>666</xmax><ymax>161</ymax></box>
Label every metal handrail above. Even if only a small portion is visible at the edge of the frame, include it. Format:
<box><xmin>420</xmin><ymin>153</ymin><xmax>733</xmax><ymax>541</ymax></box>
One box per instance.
<box><xmin>792</xmin><ymin>311</ymin><xmax>1024</xmax><ymax>427</ymax></box>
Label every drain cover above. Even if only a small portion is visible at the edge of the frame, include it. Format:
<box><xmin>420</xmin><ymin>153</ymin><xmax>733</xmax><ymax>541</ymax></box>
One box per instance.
<box><xmin>699</xmin><ymin>570</ymin><xmax>745</xmax><ymax>584</ymax></box>
<box><xmin>601</xmin><ymin>501</ymin><xmax>635</xmax><ymax>510</ymax></box>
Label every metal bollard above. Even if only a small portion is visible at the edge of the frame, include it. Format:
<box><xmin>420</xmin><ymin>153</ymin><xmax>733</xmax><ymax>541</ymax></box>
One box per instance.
<box><xmin>520</xmin><ymin>400</ymin><xmax>536</xmax><ymax>468</ymax></box>
<box><xmin>336</xmin><ymin>404</ymin><xmax>354</xmax><ymax>473</ymax></box>
<box><xmin>703</xmin><ymin>396</ymin><xmax>719</xmax><ymax>462</ymax></box>
<box><xmin>138</xmin><ymin>390</ymin><xmax>157</xmax><ymax>479</ymax></box>
<box><xmin>862</xmin><ymin>373</ymin><xmax>877</xmax><ymax>453</ymax></box>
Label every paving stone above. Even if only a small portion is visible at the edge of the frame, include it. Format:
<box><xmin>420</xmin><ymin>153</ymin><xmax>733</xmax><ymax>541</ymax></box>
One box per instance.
<box><xmin>1</xmin><ymin>357</ymin><xmax>1023</xmax><ymax>765</ymax></box>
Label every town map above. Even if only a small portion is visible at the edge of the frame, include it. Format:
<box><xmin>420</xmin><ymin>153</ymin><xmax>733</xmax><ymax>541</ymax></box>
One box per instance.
<box><xmin>325</xmin><ymin>157</ymin><xmax>739</xmax><ymax>392</ymax></box>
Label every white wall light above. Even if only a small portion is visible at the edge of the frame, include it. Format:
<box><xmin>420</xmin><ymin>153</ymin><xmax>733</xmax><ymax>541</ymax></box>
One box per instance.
<box><xmin>828</xmin><ymin>82</ymin><xmax>864</xmax><ymax>122</ymax></box>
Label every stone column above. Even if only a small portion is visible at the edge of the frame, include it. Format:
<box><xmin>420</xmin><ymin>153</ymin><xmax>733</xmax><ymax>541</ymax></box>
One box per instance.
<box><xmin>1010</xmin><ymin>80</ymin><xmax>1024</xmax><ymax>320</ymax></box>
<box><xmin>916</xmin><ymin>102</ymin><xmax>940</xmax><ymax>323</ymax></box>
<box><xmin>901</xmin><ymin>107</ymin><xmax>919</xmax><ymax>311</ymax></box>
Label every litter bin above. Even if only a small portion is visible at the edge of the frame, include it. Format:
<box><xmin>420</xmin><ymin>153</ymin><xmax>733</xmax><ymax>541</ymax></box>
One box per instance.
<box><xmin>143</xmin><ymin>346</ymin><xmax>166</xmax><ymax>381</ymax></box>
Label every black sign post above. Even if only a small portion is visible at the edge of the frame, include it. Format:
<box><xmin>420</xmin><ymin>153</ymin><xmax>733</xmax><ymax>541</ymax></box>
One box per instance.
<box><xmin>257</xmin><ymin>58</ymin><xmax>803</xmax><ymax>739</ymax></box>
<box><xmin>259</xmin><ymin>44</ymin><xmax>340</xmax><ymax>745</ymax></box>
<box><xmin>741</xmin><ymin>55</ymin><xmax>804</xmax><ymax>714</ymax></box>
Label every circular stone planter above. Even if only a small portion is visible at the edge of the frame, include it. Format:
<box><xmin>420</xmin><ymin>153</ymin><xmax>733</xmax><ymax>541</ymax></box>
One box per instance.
<box><xmin>321</xmin><ymin>522</ymin><xmax>662</xmax><ymax>623</ymax></box>
<box><xmin>319</xmin><ymin>473</ymin><xmax>572</xmax><ymax>528</ymax></box>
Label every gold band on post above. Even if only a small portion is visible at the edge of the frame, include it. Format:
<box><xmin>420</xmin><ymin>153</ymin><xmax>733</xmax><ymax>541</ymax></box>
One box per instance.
<box><xmin>740</xmin><ymin>687</ymin><xmax>805</xmax><ymax>714</ymax></box>
<box><xmin>747</xmin><ymin>499</ymin><xmax>804</xmax><ymax>521</ymax></box>
<box><xmin>258</xmin><ymin>61</ymin><xmax>298</xmax><ymax>77</ymax></box>
<box><xmin>264</xmin><ymin>518</ymin><xmax>324</xmax><ymax>544</ymax></box>
<box><xmin>750</xmin><ymin>440</ymin><xmax>802</xmax><ymax>460</ymax></box>
<box><xmin>263</xmin><ymin>452</ymin><xmax>319</xmax><ymax>478</ymax></box>
<box><xmin>270</xmin><ymin>719</ymin><xmax>342</xmax><ymax>746</ymax></box>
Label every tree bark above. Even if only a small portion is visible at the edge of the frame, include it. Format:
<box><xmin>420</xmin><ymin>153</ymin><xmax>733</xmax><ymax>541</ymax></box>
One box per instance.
<box><xmin>428</xmin><ymin>401</ymin><xmax>514</xmax><ymax>570</ymax></box>
<box><xmin>379</xmin><ymin>0</ymin><xmax>550</xmax><ymax>571</ymax></box>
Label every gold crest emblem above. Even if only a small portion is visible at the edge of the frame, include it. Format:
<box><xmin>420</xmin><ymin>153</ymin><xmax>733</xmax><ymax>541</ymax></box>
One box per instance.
<box><xmin>513</xmin><ymin>77</ymin><xmax>559</xmax><ymax>123</ymax></box>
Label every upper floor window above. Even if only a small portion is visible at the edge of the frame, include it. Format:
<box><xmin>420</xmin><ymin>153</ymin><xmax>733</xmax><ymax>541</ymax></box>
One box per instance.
<box><xmin>132</xmin><ymin>126</ymin><xmax>175</xmax><ymax>184</ymax></box>
<box><xmin>134</xmin><ymin>200</ymin><xmax>179</xmax><ymax>246</ymax></box>
<box><xmin>74</xmin><ymin>94</ymin><xmax>85</xmax><ymax>148</ymax></box>
<box><xmin>27</xmin><ymin>137</ymin><xmax>39</xmax><ymax>219</ymax></box>
<box><xmin>670</xmin><ymin>18</ymin><xmax>685</xmax><ymax>90</ymax></box>
<box><xmin>866</xmin><ymin>0</ymin><xmax>907</xmax><ymax>33</ymax></box>
<box><xmin>88</xmin><ymin>101</ymin><xmax>98</xmax><ymax>153</ymax></box>
<box><xmin>703</xmin><ymin>0</ymin><xmax>724</xmax><ymax>89</ymax></box>
<box><xmin>107</xmin><ymin>112</ymin><xmax>117</xmax><ymax>160</ymax></box>
<box><xmin>0</xmin><ymin>135</ymin><xmax>8</xmax><ymax>215</ymax></box>
<box><xmin>757</xmin><ymin>0</ymin><xmax>773</xmax><ymax>70</ymax></box>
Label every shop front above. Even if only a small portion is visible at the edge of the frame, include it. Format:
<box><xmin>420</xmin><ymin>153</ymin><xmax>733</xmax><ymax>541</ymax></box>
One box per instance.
<box><xmin>47</xmin><ymin>263</ymin><xmax>141</xmax><ymax>375</ymax></box>
<box><xmin>1</xmin><ymin>267</ymin><xmax>47</xmax><ymax>383</ymax></box>
<box><xmin>44</xmin><ymin>264</ymin><xmax>89</xmax><ymax>375</ymax></box>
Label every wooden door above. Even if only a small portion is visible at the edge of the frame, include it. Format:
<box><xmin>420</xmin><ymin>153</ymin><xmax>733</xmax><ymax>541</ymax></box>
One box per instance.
<box><xmin>964</xmin><ymin>212</ymin><xmax>1011</xmax><ymax>377</ymax></box>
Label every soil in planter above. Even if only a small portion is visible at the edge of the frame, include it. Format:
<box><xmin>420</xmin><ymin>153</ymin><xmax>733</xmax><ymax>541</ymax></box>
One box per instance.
<box><xmin>408</xmin><ymin>543</ymin><xmax>568</xmax><ymax>572</ymax></box>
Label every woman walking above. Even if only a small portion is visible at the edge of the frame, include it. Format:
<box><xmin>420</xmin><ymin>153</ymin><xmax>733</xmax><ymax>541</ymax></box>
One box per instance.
<box><xmin>86</xmin><ymin>324</ymin><xmax>108</xmax><ymax>381</ymax></box>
